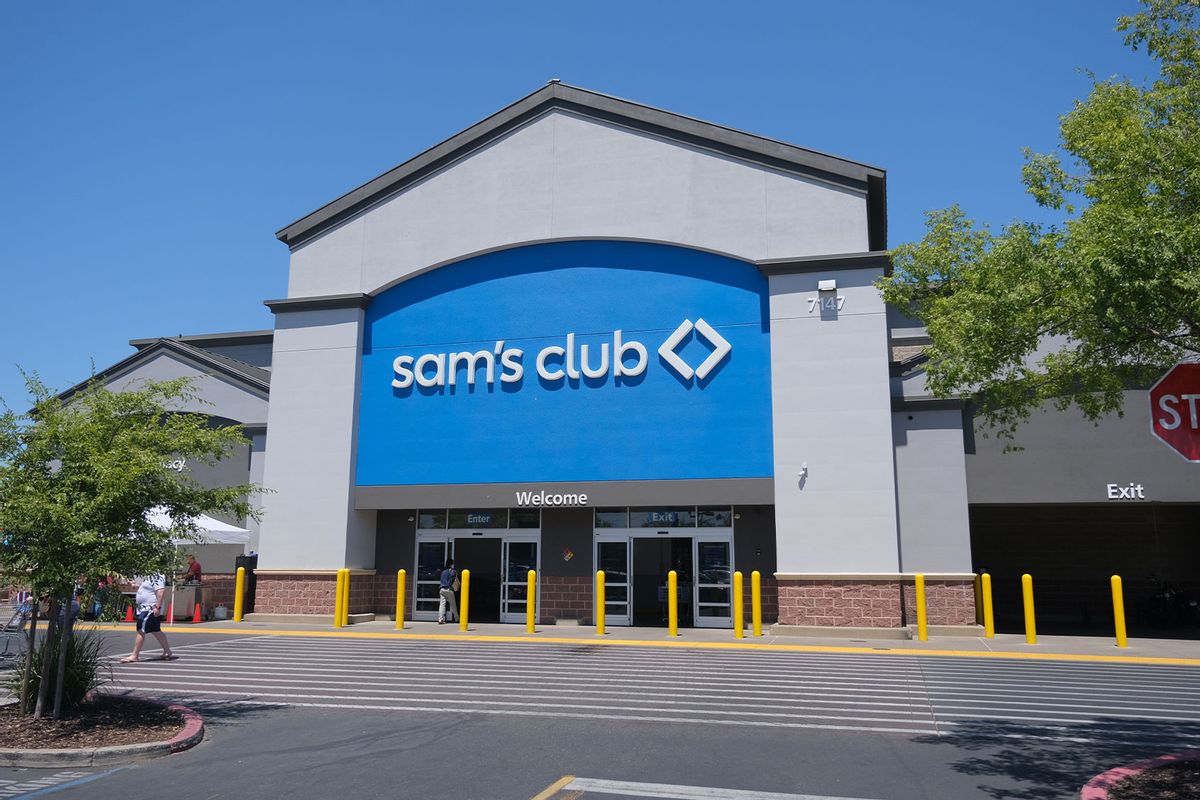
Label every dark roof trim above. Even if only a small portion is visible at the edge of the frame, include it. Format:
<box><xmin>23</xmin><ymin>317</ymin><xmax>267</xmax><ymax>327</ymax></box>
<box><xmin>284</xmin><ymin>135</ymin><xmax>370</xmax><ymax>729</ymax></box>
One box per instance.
<box><xmin>130</xmin><ymin>329</ymin><xmax>274</xmax><ymax>350</ymax></box>
<box><xmin>892</xmin><ymin>397</ymin><xmax>967</xmax><ymax>412</ymax></box>
<box><xmin>58</xmin><ymin>339</ymin><xmax>270</xmax><ymax>404</ymax></box>
<box><xmin>264</xmin><ymin>293</ymin><xmax>373</xmax><ymax>314</ymax></box>
<box><xmin>276</xmin><ymin>82</ymin><xmax>887</xmax><ymax>248</ymax></box>
<box><xmin>756</xmin><ymin>251</ymin><xmax>891</xmax><ymax>277</ymax></box>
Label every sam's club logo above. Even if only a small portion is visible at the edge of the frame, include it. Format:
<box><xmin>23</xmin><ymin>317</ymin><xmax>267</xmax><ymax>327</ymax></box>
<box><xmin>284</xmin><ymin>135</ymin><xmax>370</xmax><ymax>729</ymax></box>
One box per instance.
<box><xmin>389</xmin><ymin>318</ymin><xmax>731</xmax><ymax>393</ymax></box>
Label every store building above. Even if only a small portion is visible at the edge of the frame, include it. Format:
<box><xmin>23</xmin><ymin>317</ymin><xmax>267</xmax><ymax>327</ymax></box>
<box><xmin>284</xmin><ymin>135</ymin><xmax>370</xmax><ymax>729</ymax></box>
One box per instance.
<box><xmin>76</xmin><ymin>84</ymin><xmax>1199</xmax><ymax>633</ymax></box>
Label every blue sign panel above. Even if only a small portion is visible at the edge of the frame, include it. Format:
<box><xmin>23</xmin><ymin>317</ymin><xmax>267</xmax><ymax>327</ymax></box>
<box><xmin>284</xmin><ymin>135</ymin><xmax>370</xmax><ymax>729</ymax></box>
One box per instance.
<box><xmin>356</xmin><ymin>241</ymin><xmax>774</xmax><ymax>486</ymax></box>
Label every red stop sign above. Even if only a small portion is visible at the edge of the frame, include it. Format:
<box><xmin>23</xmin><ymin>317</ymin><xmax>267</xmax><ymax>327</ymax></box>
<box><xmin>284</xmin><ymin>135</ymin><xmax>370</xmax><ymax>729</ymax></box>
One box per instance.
<box><xmin>1150</xmin><ymin>363</ymin><xmax>1200</xmax><ymax>462</ymax></box>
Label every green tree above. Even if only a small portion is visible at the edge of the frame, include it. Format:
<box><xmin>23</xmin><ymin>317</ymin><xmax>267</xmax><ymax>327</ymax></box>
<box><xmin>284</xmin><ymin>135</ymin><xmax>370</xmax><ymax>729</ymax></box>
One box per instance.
<box><xmin>0</xmin><ymin>374</ymin><xmax>259</xmax><ymax>719</ymax></box>
<box><xmin>879</xmin><ymin>0</ymin><xmax>1200</xmax><ymax>440</ymax></box>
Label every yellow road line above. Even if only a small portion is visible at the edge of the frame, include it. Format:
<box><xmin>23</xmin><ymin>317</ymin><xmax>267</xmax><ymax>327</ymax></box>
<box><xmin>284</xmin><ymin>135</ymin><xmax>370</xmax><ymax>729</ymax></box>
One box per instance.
<box><xmin>90</xmin><ymin>623</ymin><xmax>1200</xmax><ymax>666</ymax></box>
<box><xmin>529</xmin><ymin>774</ymin><xmax>575</xmax><ymax>800</ymax></box>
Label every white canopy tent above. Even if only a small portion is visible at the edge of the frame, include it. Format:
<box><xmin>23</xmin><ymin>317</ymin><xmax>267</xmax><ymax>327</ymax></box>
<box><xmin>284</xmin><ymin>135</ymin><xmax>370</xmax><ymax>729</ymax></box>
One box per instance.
<box><xmin>146</xmin><ymin>506</ymin><xmax>251</xmax><ymax>546</ymax></box>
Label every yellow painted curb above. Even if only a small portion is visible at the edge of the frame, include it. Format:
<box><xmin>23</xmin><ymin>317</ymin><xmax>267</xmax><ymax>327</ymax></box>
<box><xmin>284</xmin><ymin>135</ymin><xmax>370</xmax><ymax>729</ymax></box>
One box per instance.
<box><xmin>91</xmin><ymin>623</ymin><xmax>1200</xmax><ymax>667</ymax></box>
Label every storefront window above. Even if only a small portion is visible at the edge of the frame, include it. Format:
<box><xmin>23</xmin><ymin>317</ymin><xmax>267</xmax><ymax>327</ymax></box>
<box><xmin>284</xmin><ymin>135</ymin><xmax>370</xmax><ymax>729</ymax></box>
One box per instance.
<box><xmin>594</xmin><ymin>508</ymin><xmax>628</xmax><ymax>528</ymax></box>
<box><xmin>698</xmin><ymin>506</ymin><xmax>733</xmax><ymax>527</ymax></box>
<box><xmin>448</xmin><ymin>508</ymin><xmax>508</xmax><ymax>529</ymax></box>
<box><xmin>509</xmin><ymin>508</ymin><xmax>541</xmax><ymax>529</ymax></box>
<box><xmin>417</xmin><ymin>510</ymin><xmax>447</xmax><ymax>529</ymax></box>
<box><xmin>629</xmin><ymin>507</ymin><xmax>696</xmax><ymax>528</ymax></box>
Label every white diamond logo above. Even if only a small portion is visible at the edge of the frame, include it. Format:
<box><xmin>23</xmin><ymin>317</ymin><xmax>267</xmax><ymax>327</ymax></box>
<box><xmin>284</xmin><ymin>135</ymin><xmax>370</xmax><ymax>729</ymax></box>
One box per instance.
<box><xmin>658</xmin><ymin>318</ymin><xmax>732</xmax><ymax>382</ymax></box>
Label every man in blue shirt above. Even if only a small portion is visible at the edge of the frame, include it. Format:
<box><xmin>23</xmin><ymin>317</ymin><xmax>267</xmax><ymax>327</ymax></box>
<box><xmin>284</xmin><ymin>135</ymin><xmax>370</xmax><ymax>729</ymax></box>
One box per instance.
<box><xmin>438</xmin><ymin>559</ymin><xmax>458</xmax><ymax>624</ymax></box>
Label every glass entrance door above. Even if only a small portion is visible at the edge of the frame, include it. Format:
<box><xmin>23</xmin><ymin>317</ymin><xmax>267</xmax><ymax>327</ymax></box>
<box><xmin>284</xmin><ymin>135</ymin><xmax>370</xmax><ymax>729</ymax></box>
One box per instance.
<box><xmin>414</xmin><ymin>536</ymin><xmax>451</xmax><ymax>621</ymax></box>
<box><xmin>595</xmin><ymin>539</ymin><xmax>631</xmax><ymax>626</ymax></box>
<box><xmin>694</xmin><ymin>538</ymin><xmax>733</xmax><ymax>628</ymax></box>
<box><xmin>501</xmin><ymin>538</ymin><xmax>539</xmax><ymax>624</ymax></box>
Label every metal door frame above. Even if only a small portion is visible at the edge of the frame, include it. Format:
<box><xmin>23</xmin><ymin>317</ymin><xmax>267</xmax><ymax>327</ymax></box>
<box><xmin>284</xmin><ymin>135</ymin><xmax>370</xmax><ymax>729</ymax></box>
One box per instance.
<box><xmin>692</xmin><ymin>535</ymin><xmax>734</xmax><ymax>628</ymax></box>
<box><xmin>413</xmin><ymin>532</ymin><xmax>453</xmax><ymax>621</ymax></box>
<box><xmin>499</xmin><ymin>533</ymin><xmax>541</xmax><ymax>624</ymax></box>
<box><xmin>593</xmin><ymin>528</ymin><xmax>733</xmax><ymax>627</ymax></box>
<box><xmin>413</xmin><ymin>529</ymin><xmax>541</xmax><ymax>623</ymax></box>
<box><xmin>593</xmin><ymin>534</ymin><xmax>633</xmax><ymax>627</ymax></box>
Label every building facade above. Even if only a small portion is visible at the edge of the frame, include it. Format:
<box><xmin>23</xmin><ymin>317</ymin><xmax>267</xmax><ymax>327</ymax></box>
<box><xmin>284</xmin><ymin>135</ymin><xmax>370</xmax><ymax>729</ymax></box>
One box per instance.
<box><xmin>79</xmin><ymin>84</ymin><xmax>1199</xmax><ymax>633</ymax></box>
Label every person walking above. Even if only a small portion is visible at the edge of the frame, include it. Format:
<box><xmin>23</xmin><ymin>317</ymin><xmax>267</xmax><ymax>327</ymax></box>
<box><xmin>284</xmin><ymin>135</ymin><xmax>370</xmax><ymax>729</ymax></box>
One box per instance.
<box><xmin>437</xmin><ymin>558</ymin><xmax>458</xmax><ymax>625</ymax></box>
<box><xmin>120</xmin><ymin>574</ymin><xmax>175</xmax><ymax>662</ymax></box>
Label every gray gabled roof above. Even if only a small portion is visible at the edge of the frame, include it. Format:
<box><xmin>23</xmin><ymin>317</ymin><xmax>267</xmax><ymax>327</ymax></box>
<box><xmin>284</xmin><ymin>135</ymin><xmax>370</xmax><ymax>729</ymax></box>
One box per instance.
<box><xmin>58</xmin><ymin>338</ymin><xmax>270</xmax><ymax>403</ymax></box>
<box><xmin>276</xmin><ymin>82</ymin><xmax>888</xmax><ymax>249</ymax></box>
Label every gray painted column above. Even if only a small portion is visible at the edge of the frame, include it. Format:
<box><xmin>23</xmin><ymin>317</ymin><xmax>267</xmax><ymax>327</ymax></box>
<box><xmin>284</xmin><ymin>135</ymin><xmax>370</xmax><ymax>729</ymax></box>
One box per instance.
<box><xmin>892</xmin><ymin>409</ymin><xmax>972</xmax><ymax>572</ymax></box>
<box><xmin>247</xmin><ymin>431</ymin><xmax>267</xmax><ymax>555</ymax></box>
<box><xmin>257</xmin><ymin>306</ymin><xmax>376</xmax><ymax>570</ymax></box>
<box><xmin>769</xmin><ymin>267</ymin><xmax>900</xmax><ymax>573</ymax></box>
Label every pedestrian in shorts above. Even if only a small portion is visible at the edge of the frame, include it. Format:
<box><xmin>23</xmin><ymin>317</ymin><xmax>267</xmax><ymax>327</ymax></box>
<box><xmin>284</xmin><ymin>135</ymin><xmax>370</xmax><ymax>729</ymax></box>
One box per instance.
<box><xmin>120</xmin><ymin>574</ymin><xmax>175</xmax><ymax>662</ymax></box>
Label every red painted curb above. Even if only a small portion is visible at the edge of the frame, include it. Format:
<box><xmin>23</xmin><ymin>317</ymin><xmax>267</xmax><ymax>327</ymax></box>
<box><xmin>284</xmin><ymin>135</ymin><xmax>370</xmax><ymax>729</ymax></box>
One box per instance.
<box><xmin>164</xmin><ymin>703</ymin><xmax>205</xmax><ymax>753</ymax></box>
<box><xmin>1080</xmin><ymin>750</ymin><xmax>1200</xmax><ymax>799</ymax></box>
<box><xmin>0</xmin><ymin>695</ymin><xmax>204</xmax><ymax>767</ymax></box>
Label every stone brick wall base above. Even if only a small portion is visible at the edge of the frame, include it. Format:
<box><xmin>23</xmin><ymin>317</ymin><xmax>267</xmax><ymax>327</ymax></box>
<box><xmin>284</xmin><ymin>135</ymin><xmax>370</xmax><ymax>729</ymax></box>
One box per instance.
<box><xmin>201</xmin><ymin>574</ymin><xmax>236</xmax><ymax>610</ymax></box>
<box><xmin>541</xmin><ymin>575</ymin><xmax>592</xmax><ymax>624</ymax></box>
<box><xmin>777</xmin><ymin>579</ymin><xmax>904</xmax><ymax>627</ymax></box>
<box><xmin>778</xmin><ymin>577</ymin><xmax>976</xmax><ymax>628</ymax></box>
<box><xmin>740</xmin><ymin>575</ymin><xmax>779</xmax><ymax>625</ymax></box>
<box><xmin>901</xmin><ymin>579</ymin><xmax>977</xmax><ymax>626</ymax></box>
<box><xmin>254</xmin><ymin>572</ymin><xmax>378</xmax><ymax>616</ymax></box>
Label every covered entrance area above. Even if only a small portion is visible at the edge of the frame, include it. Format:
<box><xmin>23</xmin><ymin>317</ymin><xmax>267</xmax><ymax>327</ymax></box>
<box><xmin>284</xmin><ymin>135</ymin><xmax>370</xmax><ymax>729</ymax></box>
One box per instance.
<box><xmin>970</xmin><ymin>504</ymin><xmax>1200</xmax><ymax>637</ymax></box>
<box><xmin>413</xmin><ymin>508</ymin><xmax>541</xmax><ymax>623</ymax></box>
<box><xmin>594</xmin><ymin>507</ymin><xmax>734</xmax><ymax>628</ymax></box>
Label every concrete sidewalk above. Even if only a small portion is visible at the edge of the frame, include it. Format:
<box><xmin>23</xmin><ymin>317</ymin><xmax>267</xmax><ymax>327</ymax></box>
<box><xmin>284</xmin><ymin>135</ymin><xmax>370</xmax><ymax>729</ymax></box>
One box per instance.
<box><xmin>126</xmin><ymin>617</ymin><xmax>1200</xmax><ymax>663</ymax></box>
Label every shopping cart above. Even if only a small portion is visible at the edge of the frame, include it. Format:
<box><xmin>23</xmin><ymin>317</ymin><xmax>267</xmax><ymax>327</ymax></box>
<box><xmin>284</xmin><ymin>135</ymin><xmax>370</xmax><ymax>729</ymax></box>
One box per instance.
<box><xmin>0</xmin><ymin>591</ymin><xmax>33</xmax><ymax>662</ymax></box>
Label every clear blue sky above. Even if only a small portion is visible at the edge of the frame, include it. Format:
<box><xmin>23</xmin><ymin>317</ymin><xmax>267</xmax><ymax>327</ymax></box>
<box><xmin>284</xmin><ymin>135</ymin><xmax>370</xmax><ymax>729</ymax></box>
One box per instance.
<box><xmin>0</xmin><ymin>1</ymin><xmax>1153</xmax><ymax>407</ymax></box>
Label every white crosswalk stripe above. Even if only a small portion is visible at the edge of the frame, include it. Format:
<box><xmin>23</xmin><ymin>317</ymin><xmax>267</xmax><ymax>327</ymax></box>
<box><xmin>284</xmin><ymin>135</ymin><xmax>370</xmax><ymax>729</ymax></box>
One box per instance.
<box><xmin>108</xmin><ymin>636</ymin><xmax>1200</xmax><ymax>743</ymax></box>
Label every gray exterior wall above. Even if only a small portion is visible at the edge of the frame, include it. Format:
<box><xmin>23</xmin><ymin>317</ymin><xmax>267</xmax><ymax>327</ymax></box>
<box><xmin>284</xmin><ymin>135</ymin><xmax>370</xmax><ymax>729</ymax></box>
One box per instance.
<box><xmin>261</xmin><ymin>107</ymin><xmax>878</xmax><ymax>574</ymax></box>
<box><xmin>257</xmin><ymin>306</ymin><xmax>376</xmax><ymax>570</ymax></box>
<box><xmin>732</xmin><ymin>505</ymin><xmax>777</xmax><ymax>575</ymax></box>
<box><xmin>541</xmin><ymin>508</ymin><xmax>594</xmax><ymax>578</ymax></box>
<box><xmin>247</xmin><ymin>432</ymin><xmax>267</xmax><ymax>553</ymax></box>
<box><xmin>288</xmin><ymin>110</ymin><xmax>870</xmax><ymax>297</ymax></box>
<box><xmin>770</xmin><ymin>266</ymin><xmax>899</xmax><ymax>573</ymax></box>
<box><xmin>357</xmin><ymin>479</ymin><xmax>772</xmax><ymax>509</ymax></box>
<box><xmin>966</xmin><ymin>390</ymin><xmax>1200</xmax><ymax>504</ymax></box>
<box><xmin>374</xmin><ymin>510</ymin><xmax>417</xmax><ymax>575</ymax></box>
<box><xmin>203</xmin><ymin>342</ymin><xmax>273</xmax><ymax>369</ymax></box>
<box><xmin>105</xmin><ymin>351</ymin><xmax>268</xmax><ymax>427</ymax></box>
<box><xmin>892</xmin><ymin>409</ymin><xmax>972</xmax><ymax>572</ymax></box>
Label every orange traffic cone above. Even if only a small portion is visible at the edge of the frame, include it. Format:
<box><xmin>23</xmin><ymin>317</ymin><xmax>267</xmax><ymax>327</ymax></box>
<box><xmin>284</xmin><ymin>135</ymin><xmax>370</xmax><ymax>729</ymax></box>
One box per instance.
<box><xmin>124</xmin><ymin>604</ymin><xmax>134</xmax><ymax>623</ymax></box>
<box><xmin>166</xmin><ymin>603</ymin><xmax>174</xmax><ymax>624</ymax></box>
<box><xmin>192</xmin><ymin>602</ymin><xmax>202</xmax><ymax>623</ymax></box>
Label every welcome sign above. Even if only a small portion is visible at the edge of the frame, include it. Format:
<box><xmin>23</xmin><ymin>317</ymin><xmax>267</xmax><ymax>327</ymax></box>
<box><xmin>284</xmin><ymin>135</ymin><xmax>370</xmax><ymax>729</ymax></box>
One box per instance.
<box><xmin>356</xmin><ymin>241</ymin><xmax>774</xmax><ymax>486</ymax></box>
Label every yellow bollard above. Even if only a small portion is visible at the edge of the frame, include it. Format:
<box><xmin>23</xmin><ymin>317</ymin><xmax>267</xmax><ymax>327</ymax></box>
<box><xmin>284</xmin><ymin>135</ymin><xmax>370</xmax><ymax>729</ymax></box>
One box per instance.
<box><xmin>233</xmin><ymin>566</ymin><xmax>246</xmax><ymax>623</ymax></box>
<box><xmin>1111</xmin><ymin>575</ymin><xmax>1128</xmax><ymax>648</ymax></box>
<box><xmin>915</xmin><ymin>573</ymin><xmax>928</xmax><ymax>642</ymax></box>
<box><xmin>395</xmin><ymin>569</ymin><xmax>406</xmax><ymax>630</ymax></box>
<box><xmin>981</xmin><ymin>572</ymin><xmax>995</xmax><ymax>639</ymax></box>
<box><xmin>596</xmin><ymin>571</ymin><xmax>606</xmax><ymax>636</ymax></box>
<box><xmin>340</xmin><ymin>568</ymin><xmax>351</xmax><ymax>627</ymax></box>
<box><xmin>973</xmin><ymin>574</ymin><xmax>983</xmax><ymax>625</ymax></box>
<box><xmin>458</xmin><ymin>569</ymin><xmax>471</xmax><ymax>632</ymax></box>
<box><xmin>527</xmin><ymin>570</ymin><xmax>536</xmax><ymax>634</ymax></box>
<box><xmin>751</xmin><ymin>570</ymin><xmax>762</xmax><ymax>637</ymax></box>
<box><xmin>1022</xmin><ymin>573</ymin><xmax>1036</xmax><ymax>645</ymax></box>
<box><xmin>333</xmin><ymin>568</ymin><xmax>346</xmax><ymax>628</ymax></box>
<box><xmin>733</xmin><ymin>571</ymin><xmax>744</xmax><ymax>639</ymax></box>
<box><xmin>668</xmin><ymin>570</ymin><xmax>678</xmax><ymax>637</ymax></box>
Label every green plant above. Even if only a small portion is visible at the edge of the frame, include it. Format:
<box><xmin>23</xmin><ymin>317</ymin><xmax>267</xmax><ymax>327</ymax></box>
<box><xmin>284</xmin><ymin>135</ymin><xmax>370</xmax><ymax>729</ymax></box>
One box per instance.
<box><xmin>5</xmin><ymin>625</ymin><xmax>111</xmax><ymax>714</ymax></box>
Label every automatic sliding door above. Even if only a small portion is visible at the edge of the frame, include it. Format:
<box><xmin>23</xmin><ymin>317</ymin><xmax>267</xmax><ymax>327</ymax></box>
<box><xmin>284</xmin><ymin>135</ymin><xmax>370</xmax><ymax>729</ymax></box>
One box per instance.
<box><xmin>596</xmin><ymin>539</ymin><xmax>631</xmax><ymax>626</ymax></box>
<box><xmin>501</xmin><ymin>539</ymin><xmax>538</xmax><ymax>624</ymax></box>
<box><xmin>694</xmin><ymin>538</ymin><xmax>732</xmax><ymax>628</ymax></box>
<box><xmin>414</xmin><ymin>537</ymin><xmax>451</xmax><ymax>621</ymax></box>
